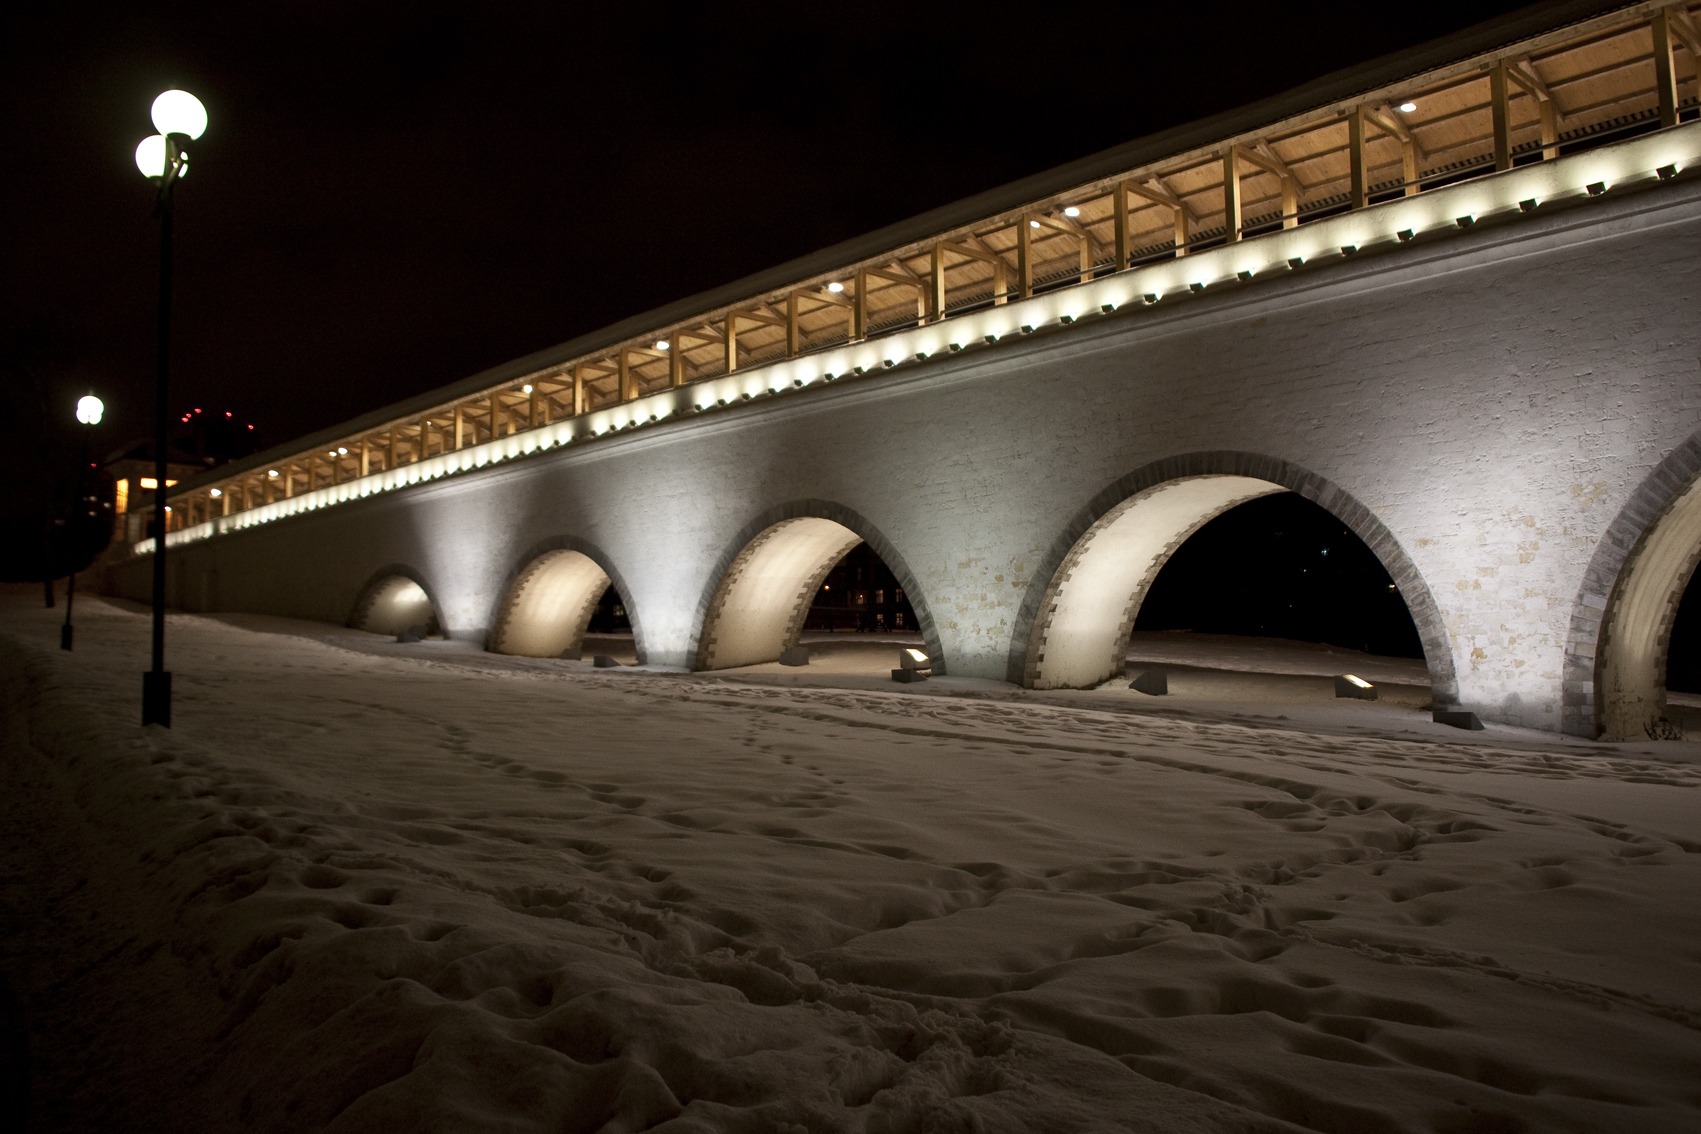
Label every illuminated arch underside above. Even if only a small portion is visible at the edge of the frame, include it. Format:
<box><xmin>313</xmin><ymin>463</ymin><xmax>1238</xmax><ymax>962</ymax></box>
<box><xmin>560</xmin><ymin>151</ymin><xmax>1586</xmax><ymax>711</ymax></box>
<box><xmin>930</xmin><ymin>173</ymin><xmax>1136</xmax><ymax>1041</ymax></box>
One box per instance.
<box><xmin>489</xmin><ymin>549</ymin><xmax>613</xmax><ymax>658</ymax></box>
<box><xmin>1028</xmin><ymin>475</ymin><xmax>1286</xmax><ymax>689</ymax></box>
<box><xmin>352</xmin><ymin>575</ymin><xmax>436</xmax><ymax>636</ymax></box>
<box><xmin>698</xmin><ymin>517</ymin><xmax>863</xmax><ymax>670</ymax></box>
<box><xmin>1598</xmin><ymin>475</ymin><xmax>1701</xmax><ymax>740</ymax></box>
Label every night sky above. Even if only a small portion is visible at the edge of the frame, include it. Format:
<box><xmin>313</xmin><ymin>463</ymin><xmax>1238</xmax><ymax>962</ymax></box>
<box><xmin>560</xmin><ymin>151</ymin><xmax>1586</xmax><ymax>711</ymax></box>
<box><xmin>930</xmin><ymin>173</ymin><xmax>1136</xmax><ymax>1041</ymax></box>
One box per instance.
<box><xmin>6</xmin><ymin>0</ymin><xmax>1539</xmax><ymax>466</ymax></box>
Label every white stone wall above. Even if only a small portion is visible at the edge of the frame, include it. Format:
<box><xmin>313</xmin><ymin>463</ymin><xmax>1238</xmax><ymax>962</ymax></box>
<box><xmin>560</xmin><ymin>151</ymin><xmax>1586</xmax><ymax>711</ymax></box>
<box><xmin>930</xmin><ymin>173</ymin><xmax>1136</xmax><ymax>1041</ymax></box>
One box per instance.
<box><xmin>105</xmin><ymin>178</ymin><xmax>1701</xmax><ymax>733</ymax></box>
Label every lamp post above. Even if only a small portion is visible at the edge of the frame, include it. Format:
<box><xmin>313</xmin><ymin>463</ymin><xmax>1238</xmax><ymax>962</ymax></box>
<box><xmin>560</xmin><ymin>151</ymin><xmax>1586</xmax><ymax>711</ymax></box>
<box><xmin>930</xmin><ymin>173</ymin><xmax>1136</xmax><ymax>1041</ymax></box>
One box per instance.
<box><xmin>61</xmin><ymin>393</ymin><xmax>105</xmax><ymax>651</ymax></box>
<box><xmin>135</xmin><ymin>88</ymin><xmax>207</xmax><ymax>727</ymax></box>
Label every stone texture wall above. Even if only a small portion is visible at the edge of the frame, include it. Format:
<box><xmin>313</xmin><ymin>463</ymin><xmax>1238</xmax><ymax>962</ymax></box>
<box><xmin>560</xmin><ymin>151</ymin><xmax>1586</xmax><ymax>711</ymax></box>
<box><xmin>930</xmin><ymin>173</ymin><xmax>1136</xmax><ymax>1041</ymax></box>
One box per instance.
<box><xmin>105</xmin><ymin>179</ymin><xmax>1701</xmax><ymax>733</ymax></box>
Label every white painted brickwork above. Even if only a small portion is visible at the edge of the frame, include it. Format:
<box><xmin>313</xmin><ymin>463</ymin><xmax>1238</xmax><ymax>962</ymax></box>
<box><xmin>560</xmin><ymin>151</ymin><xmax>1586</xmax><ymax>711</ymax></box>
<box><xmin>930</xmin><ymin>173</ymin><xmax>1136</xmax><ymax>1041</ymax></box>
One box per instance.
<box><xmin>106</xmin><ymin>176</ymin><xmax>1701</xmax><ymax>735</ymax></box>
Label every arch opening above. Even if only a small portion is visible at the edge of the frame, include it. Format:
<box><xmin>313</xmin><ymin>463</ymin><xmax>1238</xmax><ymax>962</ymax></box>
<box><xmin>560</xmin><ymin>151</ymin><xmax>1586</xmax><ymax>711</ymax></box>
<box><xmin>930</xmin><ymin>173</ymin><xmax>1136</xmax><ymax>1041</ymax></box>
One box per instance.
<box><xmin>1027</xmin><ymin>474</ymin><xmax>1428</xmax><ymax>694</ymax></box>
<box><xmin>351</xmin><ymin>573</ymin><xmax>438</xmax><ymax>637</ymax></box>
<box><xmin>1136</xmin><ymin>493</ymin><xmax>1425</xmax><ymax>657</ymax></box>
<box><xmin>1596</xmin><ymin>473</ymin><xmax>1701</xmax><ymax>740</ymax></box>
<box><xmin>802</xmin><ymin>543</ymin><xmax>919</xmax><ymax>636</ymax></box>
<box><xmin>489</xmin><ymin>549</ymin><xmax>620</xmax><ymax>659</ymax></box>
<box><xmin>697</xmin><ymin>516</ymin><xmax>865</xmax><ymax>670</ymax></box>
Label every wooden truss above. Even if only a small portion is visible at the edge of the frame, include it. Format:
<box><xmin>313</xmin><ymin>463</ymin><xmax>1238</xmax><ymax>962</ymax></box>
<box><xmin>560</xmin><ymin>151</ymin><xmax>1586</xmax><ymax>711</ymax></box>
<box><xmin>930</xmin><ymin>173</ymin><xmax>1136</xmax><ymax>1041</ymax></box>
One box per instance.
<box><xmin>171</xmin><ymin>2</ymin><xmax>1701</xmax><ymax>530</ymax></box>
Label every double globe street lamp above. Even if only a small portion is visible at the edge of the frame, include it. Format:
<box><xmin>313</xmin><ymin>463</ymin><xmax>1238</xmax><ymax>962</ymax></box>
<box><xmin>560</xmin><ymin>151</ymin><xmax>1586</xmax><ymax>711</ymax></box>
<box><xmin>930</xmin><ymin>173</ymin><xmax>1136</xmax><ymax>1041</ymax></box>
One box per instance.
<box><xmin>134</xmin><ymin>89</ymin><xmax>207</xmax><ymax>727</ymax></box>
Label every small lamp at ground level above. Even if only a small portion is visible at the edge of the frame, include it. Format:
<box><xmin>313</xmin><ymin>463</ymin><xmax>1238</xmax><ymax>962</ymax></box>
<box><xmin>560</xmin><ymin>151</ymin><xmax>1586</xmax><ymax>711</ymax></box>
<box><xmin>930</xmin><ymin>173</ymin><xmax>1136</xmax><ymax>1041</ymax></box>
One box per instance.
<box><xmin>1333</xmin><ymin>673</ymin><xmax>1377</xmax><ymax>700</ymax></box>
<box><xmin>893</xmin><ymin>648</ymin><xmax>932</xmax><ymax>683</ymax></box>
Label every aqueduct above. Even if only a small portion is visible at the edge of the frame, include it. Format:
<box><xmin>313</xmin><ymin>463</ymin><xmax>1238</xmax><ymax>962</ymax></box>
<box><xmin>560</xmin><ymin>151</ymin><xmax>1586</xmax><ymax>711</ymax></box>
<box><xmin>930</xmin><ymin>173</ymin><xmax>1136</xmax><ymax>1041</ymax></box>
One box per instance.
<box><xmin>107</xmin><ymin>1</ymin><xmax>1701</xmax><ymax>738</ymax></box>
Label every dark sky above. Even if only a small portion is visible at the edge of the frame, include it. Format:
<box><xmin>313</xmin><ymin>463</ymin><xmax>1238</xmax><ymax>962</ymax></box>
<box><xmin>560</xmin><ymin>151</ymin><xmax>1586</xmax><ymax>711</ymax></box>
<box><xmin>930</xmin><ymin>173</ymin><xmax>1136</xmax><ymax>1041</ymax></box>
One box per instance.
<box><xmin>5</xmin><ymin>1</ymin><xmax>1538</xmax><ymax>461</ymax></box>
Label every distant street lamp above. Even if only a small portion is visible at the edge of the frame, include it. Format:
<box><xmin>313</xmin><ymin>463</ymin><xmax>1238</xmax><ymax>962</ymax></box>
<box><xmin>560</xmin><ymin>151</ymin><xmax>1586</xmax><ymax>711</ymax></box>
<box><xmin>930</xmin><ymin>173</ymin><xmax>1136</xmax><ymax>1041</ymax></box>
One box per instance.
<box><xmin>62</xmin><ymin>393</ymin><xmax>105</xmax><ymax>651</ymax></box>
<box><xmin>135</xmin><ymin>88</ymin><xmax>207</xmax><ymax>727</ymax></box>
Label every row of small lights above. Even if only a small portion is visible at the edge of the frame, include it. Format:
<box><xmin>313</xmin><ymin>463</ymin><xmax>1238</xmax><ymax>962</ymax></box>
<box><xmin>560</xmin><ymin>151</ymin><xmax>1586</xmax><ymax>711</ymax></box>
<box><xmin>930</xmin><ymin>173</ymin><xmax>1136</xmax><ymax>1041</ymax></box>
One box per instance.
<box><xmin>198</xmin><ymin>100</ymin><xmax>1441</xmax><ymax>502</ymax></box>
<box><xmin>150</xmin><ymin>115</ymin><xmax>1696</xmax><ymax>553</ymax></box>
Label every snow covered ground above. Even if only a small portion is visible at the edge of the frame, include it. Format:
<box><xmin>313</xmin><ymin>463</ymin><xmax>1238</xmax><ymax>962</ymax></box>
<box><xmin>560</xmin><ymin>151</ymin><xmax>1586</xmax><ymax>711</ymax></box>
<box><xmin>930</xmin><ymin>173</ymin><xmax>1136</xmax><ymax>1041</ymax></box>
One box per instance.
<box><xmin>3</xmin><ymin>592</ymin><xmax>1699</xmax><ymax>1133</ymax></box>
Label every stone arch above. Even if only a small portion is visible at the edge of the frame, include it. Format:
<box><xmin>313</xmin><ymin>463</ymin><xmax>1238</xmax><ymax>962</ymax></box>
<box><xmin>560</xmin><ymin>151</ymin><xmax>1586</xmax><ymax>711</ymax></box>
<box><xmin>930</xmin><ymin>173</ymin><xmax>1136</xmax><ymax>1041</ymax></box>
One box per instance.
<box><xmin>488</xmin><ymin>537</ymin><xmax>636</xmax><ymax>660</ymax></box>
<box><xmin>1566</xmin><ymin>433</ymin><xmax>1701</xmax><ymax>739</ymax></box>
<box><xmin>349</xmin><ymin>566</ymin><xmax>441</xmax><ymax>637</ymax></box>
<box><xmin>691</xmin><ymin>501</ymin><xmax>941</xmax><ymax>672</ymax></box>
<box><xmin>1013</xmin><ymin>452</ymin><xmax>1455</xmax><ymax>700</ymax></box>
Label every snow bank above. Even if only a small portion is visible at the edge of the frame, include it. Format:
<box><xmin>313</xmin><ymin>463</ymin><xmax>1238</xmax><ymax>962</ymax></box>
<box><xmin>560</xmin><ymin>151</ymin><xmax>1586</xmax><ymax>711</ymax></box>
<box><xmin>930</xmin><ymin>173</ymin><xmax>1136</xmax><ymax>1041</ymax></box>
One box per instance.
<box><xmin>3</xmin><ymin>595</ymin><xmax>1699</xmax><ymax>1132</ymax></box>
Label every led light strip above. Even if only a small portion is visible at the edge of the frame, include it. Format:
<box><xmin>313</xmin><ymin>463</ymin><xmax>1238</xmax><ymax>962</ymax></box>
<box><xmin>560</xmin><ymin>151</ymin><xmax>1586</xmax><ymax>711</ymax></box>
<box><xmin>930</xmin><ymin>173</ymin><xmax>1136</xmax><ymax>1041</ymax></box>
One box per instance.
<box><xmin>140</xmin><ymin>122</ymin><xmax>1699</xmax><ymax>557</ymax></box>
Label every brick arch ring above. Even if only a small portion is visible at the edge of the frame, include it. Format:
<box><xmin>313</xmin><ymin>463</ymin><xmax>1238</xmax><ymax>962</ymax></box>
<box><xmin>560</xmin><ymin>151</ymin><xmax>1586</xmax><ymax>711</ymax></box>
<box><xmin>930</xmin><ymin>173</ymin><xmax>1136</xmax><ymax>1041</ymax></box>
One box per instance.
<box><xmin>688</xmin><ymin>500</ymin><xmax>943</xmax><ymax>673</ymax></box>
<box><xmin>348</xmin><ymin>563</ymin><xmax>443</xmax><ymax>637</ymax></box>
<box><xmin>486</xmin><ymin>534</ymin><xmax>645</xmax><ymax>662</ymax></box>
<box><xmin>1008</xmin><ymin>451</ymin><xmax>1457</xmax><ymax>703</ymax></box>
<box><xmin>1563</xmin><ymin>430</ymin><xmax>1701</xmax><ymax>739</ymax></box>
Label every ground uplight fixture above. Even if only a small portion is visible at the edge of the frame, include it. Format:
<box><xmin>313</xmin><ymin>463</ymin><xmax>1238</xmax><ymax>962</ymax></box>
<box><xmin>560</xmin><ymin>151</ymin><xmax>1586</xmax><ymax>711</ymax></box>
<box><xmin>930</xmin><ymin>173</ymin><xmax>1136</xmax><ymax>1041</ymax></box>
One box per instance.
<box><xmin>893</xmin><ymin>648</ymin><xmax>933</xmax><ymax>683</ymax></box>
<box><xmin>1333</xmin><ymin>674</ymin><xmax>1378</xmax><ymax>700</ymax></box>
<box><xmin>136</xmin><ymin>86</ymin><xmax>208</xmax><ymax>728</ymax></box>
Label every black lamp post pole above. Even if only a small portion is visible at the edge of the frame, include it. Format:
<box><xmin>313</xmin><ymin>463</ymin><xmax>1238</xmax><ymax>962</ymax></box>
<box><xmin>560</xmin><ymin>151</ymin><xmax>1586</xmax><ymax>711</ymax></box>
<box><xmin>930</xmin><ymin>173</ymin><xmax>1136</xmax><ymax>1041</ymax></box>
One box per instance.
<box><xmin>61</xmin><ymin>425</ymin><xmax>91</xmax><ymax>651</ymax></box>
<box><xmin>142</xmin><ymin>163</ymin><xmax>176</xmax><ymax>726</ymax></box>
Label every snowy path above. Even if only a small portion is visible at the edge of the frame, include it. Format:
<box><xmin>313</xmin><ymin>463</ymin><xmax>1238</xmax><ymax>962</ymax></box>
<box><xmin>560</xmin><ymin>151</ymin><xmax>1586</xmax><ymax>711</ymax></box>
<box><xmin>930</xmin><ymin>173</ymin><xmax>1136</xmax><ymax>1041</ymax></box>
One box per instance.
<box><xmin>3</xmin><ymin>595</ymin><xmax>1699</xmax><ymax>1132</ymax></box>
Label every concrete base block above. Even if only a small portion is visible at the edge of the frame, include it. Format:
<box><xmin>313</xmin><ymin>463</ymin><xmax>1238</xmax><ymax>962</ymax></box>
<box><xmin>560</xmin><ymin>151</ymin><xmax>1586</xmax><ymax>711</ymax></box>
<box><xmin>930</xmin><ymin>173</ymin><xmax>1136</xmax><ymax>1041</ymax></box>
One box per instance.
<box><xmin>891</xmin><ymin>668</ymin><xmax>927</xmax><ymax>683</ymax></box>
<box><xmin>593</xmin><ymin>655</ymin><xmax>621</xmax><ymax>668</ymax></box>
<box><xmin>778</xmin><ymin>646</ymin><xmax>810</xmax><ymax>667</ymax></box>
<box><xmin>1433</xmin><ymin>709</ymin><xmax>1484</xmax><ymax>730</ymax></box>
<box><xmin>395</xmin><ymin>626</ymin><xmax>425</xmax><ymax>644</ymax></box>
<box><xmin>1129</xmin><ymin>669</ymin><xmax>1168</xmax><ymax>695</ymax></box>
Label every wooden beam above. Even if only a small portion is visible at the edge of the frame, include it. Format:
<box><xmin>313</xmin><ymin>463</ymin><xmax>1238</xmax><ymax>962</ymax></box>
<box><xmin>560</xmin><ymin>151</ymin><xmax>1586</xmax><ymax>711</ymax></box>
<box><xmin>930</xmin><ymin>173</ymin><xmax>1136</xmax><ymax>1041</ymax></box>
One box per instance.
<box><xmin>1348</xmin><ymin>107</ymin><xmax>1369</xmax><ymax>208</ymax></box>
<box><xmin>1222</xmin><ymin>148</ymin><xmax>1242</xmax><ymax>242</ymax></box>
<box><xmin>860</xmin><ymin>265</ymin><xmax>928</xmax><ymax>322</ymax></box>
<box><xmin>1113</xmin><ymin>181</ymin><xmax>1130</xmax><ymax>271</ymax></box>
<box><xmin>1017</xmin><ymin>217</ymin><xmax>1033</xmax><ymax>299</ymax></box>
<box><xmin>1031</xmin><ymin>212</ymin><xmax>1102</xmax><ymax>275</ymax></box>
<box><xmin>360</xmin><ymin>439</ymin><xmax>370</xmax><ymax>477</ymax></box>
<box><xmin>940</xmin><ymin>238</ymin><xmax>1010</xmax><ymax>303</ymax></box>
<box><xmin>1234</xmin><ymin>143</ymin><xmax>1301</xmax><ymax>225</ymax></box>
<box><xmin>1498</xmin><ymin>61</ymin><xmax>1554</xmax><ymax>163</ymax></box>
<box><xmin>853</xmin><ymin>269</ymin><xmax>868</xmax><ymax>340</ymax></box>
<box><xmin>929</xmin><ymin>244</ymin><xmax>946</xmax><ymax>322</ymax></box>
<box><xmin>723</xmin><ymin>317</ymin><xmax>737</xmax><ymax>374</ymax></box>
<box><xmin>619</xmin><ymin>349</ymin><xmax>636</xmax><ymax>400</ymax></box>
<box><xmin>729</xmin><ymin>306</ymin><xmax>788</xmax><ymax>329</ymax></box>
<box><xmin>1490</xmin><ymin>62</ymin><xmax>1513</xmax><ymax>171</ymax></box>
<box><xmin>1125</xmin><ymin>177</ymin><xmax>1192</xmax><ymax>254</ymax></box>
<box><xmin>1653</xmin><ymin>8</ymin><xmax>1679</xmax><ymax>129</ymax></box>
<box><xmin>1669</xmin><ymin>8</ymin><xmax>1701</xmax><ymax>62</ymax></box>
<box><xmin>1504</xmin><ymin>58</ymin><xmax>1553</xmax><ymax>103</ymax></box>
